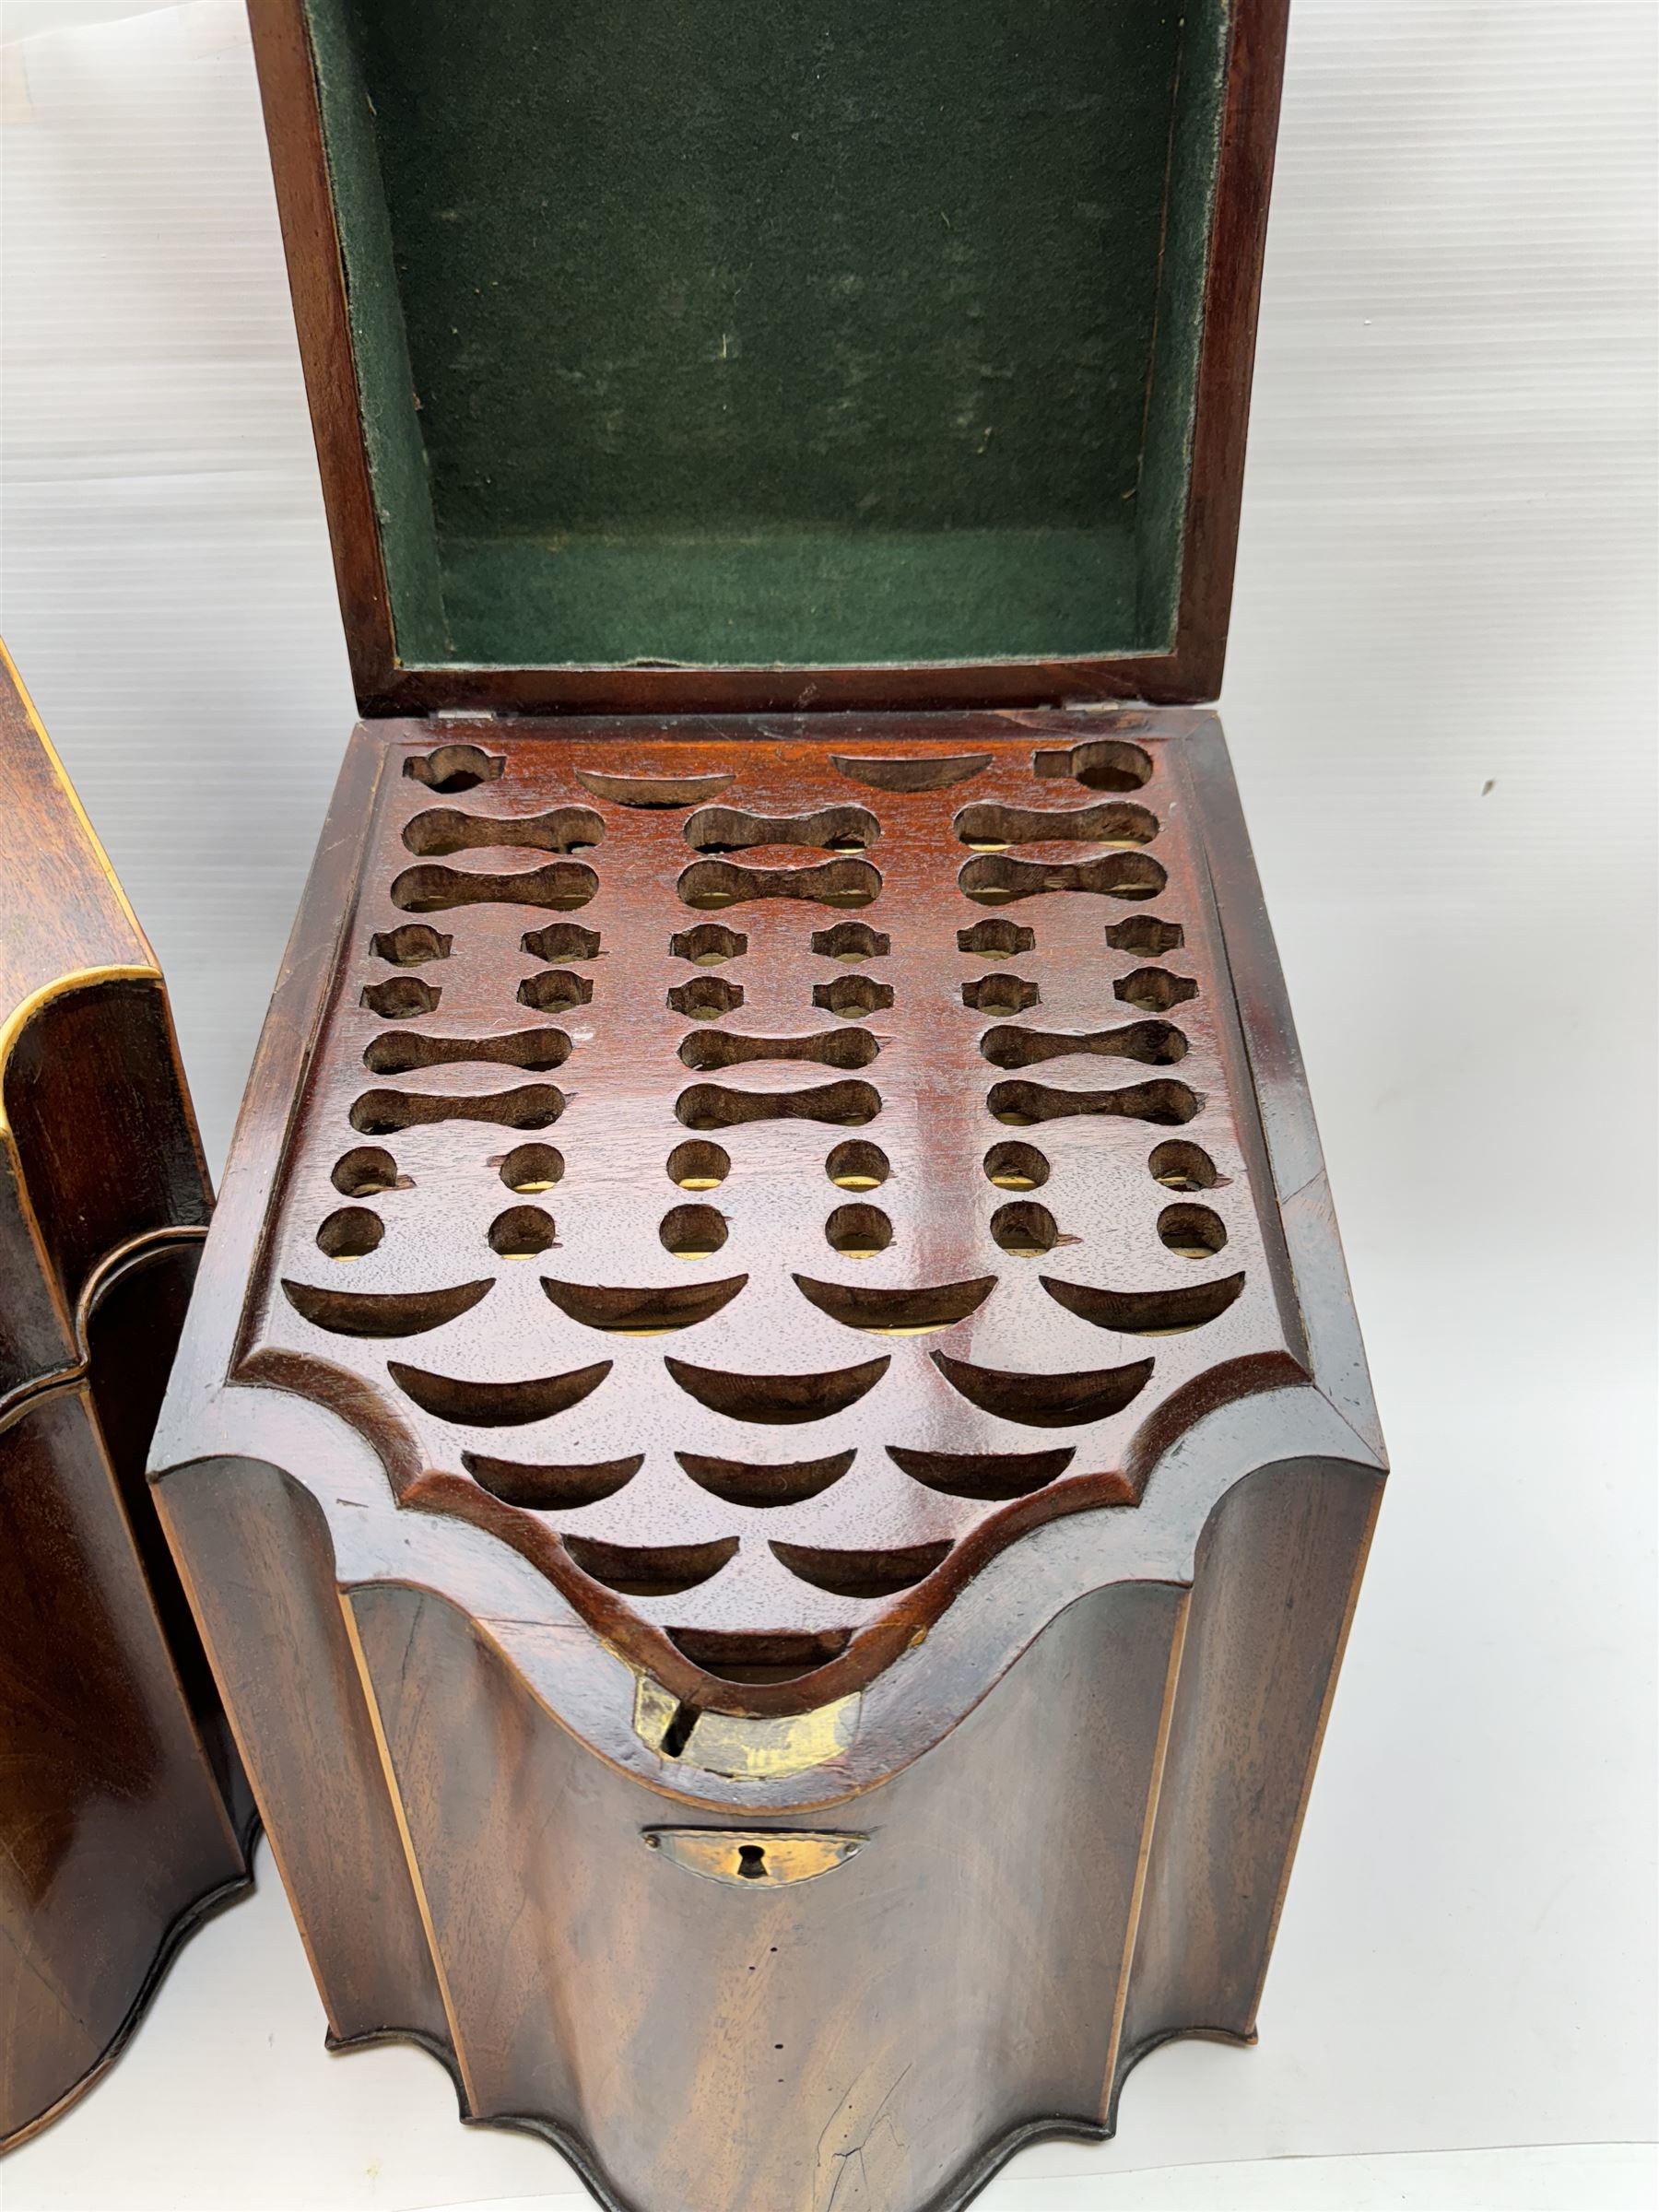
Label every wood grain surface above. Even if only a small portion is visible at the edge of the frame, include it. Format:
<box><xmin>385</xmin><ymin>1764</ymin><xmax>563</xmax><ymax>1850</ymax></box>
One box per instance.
<box><xmin>0</xmin><ymin>644</ymin><xmax>253</xmax><ymax>2149</ymax></box>
<box><xmin>224</xmin><ymin>716</ymin><xmax>1309</xmax><ymax>1719</ymax></box>
<box><xmin>153</xmin><ymin>704</ymin><xmax>1384</xmax><ymax>2210</ymax></box>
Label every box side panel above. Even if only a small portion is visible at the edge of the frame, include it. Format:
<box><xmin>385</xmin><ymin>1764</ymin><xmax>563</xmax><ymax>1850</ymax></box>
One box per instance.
<box><xmin>348</xmin><ymin>1576</ymin><xmax>1181</xmax><ymax>2212</ymax></box>
<box><xmin>0</xmin><ymin>1392</ymin><xmax>243</xmax><ymax>2147</ymax></box>
<box><xmin>156</xmin><ymin>1456</ymin><xmax>453</xmax><ymax>2053</ymax></box>
<box><xmin>1115</xmin><ymin>1455</ymin><xmax>1381</xmax><ymax>2077</ymax></box>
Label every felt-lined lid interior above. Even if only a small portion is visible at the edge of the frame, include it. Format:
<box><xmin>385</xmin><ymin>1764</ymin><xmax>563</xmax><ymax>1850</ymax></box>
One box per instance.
<box><xmin>302</xmin><ymin>0</ymin><xmax>1231</xmax><ymax>677</ymax></box>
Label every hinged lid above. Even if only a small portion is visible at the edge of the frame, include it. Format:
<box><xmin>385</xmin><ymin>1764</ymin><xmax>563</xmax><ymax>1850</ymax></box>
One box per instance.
<box><xmin>249</xmin><ymin>0</ymin><xmax>1288</xmax><ymax>715</ymax></box>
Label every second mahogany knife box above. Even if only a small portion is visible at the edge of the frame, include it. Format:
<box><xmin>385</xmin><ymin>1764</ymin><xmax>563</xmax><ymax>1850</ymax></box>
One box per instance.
<box><xmin>0</xmin><ymin>646</ymin><xmax>254</xmax><ymax>2148</ymax></box>
<box><xmin>151</xmin><ymin>2</ymin><xmax>1386</xmax><ymax>2206</ymax></box>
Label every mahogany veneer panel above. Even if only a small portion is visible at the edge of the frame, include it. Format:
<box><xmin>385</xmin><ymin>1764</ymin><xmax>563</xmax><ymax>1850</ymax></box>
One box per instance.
<box><xmin>154</xmin><ymin>706</ymin><xmax>1383</xmax><ymax>2209</ymax></box>
<box><xmin>0</xmin><ymin>646</ymin><xmax>253</xmax><ymax>2148</ymax></box>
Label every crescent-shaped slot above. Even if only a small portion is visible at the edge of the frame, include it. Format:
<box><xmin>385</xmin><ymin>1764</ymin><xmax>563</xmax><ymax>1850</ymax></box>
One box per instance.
<box><xmin>886</xmin><ymin>1444</ymin><xmax>1076</xmax><ymax>1500</ymax></box>
<box><xmin>931</xmin><ymin>1349</ymin><xmax>1152</xmax><ymax>1427</ymax></box>
<box><xmin>830</xmin><ymin>753</ymin><xmax>991</xmax><ymax>792</ymax></box>
<box><xmin>791</xmin><ymin>1273</ymin><xmax>994</xmax><ymax>1335</ymax></box>
<box><xmin>770</xmin><ymin>1539</ymin><xmax>952</xmax><ymax>1598</ymax></box>
<box><xmin>665</xmin><ymin>1353</ymin><xmax>889</xmax><ymax>1424</ymax></box>
<box><xmin>574</xmin><ymin>768</ymin><xmax>735</xmax><ymax>807</ymax></box>
<box><xmin>676</xmin><ymin>1448</ymin><xmax>856</xmax><ymax>1506</ymax></box>
<box><xmin>540</xmin><ymin>1274</ymin><xmax>747</xmax><ymax>1335</ymax></box>
<box><xmin>1041</xmin><ymin>1272</ymin><xmax>1246</xmax><ymax>1336</ymax></box>
<box><xmin>561</xmin><ymin>1534</ymin><xmax>738</xmax><ymax>1596</ymax></box>
<box><xmin>666</xmin><ymin>1627</ymin><xmax>853</xmax><ymax>1684</ymax></box>
<box><xmin>281</xmin><ymin>1277</ymin><xmax>493</xmax><ymax>1339</ymax></box>
<box><xmin>388</xmin><ymin>1358</ymin><xmax>611</xmax><ymax>1427</ymax></box>
<box><xmin>461</xmin><ymin>1451</ymin><xmax>643</xmax><ymax>1509</ymax></box>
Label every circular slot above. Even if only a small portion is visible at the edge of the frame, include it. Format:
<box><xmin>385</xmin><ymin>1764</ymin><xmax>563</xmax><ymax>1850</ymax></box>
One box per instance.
<box><xmin>825</xmin><ymin>1203</ymin><xmax>892</xmax><ymax>1258</ymax></box>
<box><xmin>370</xmin><ymin>923</ymin><xmax>452</xmax><ymax>967</ymax></box>
<box><xmin>963</xmin><ymin>973</ymin><xmax>1039</xmax><ymax>1015</ymax></box>
<box><xmin>317</xmin><ymin>1206</ymin><xmax>383</xmax><ymax>1260</ymax></box>
<box><xmin>957</xmin><ymin>918</ymin><xmax>1035</xmax><ymax>959</ymax></box>
<box><xmin>661</xmin><ymin>1203</ymin><xmax>729</xmax><ymax>1259</ymax></box>
<box><xmin>518</xmin><ymin>970</ymin><xmax>594</xmax><ymax>1016</ymax></box>
<box><xmin>1032</xmin><ymin>736</ymin><xmax>1152</xmax><ymax>791</ymax></box>
<box><xmin>489</xmin><ymin>1205</ymin><xmax>557</xmax><ymax>1259</ymax></box>
<box><xmin>1113</xmin><ymin>966</ymin><xmax>1198</xmax><ymax>1014</ymax></box>
<box><xmin>670</xmin><ymin>922</ymin><xmax>748</xmax><ymax>965</ymax></box>
<box><xmin>1158</xmin><ymin>1202</ymin><xmax>1228</xmax><ymax>1259</ymax></box>
<box><xmin>332</xmin><ymin>1147</ymin><xmax>401</xmax><ymax>1198</ymax></box>
<box><xmin>523</xmin><ymin>923</ymin><xmax>602</xmax><ymax>961</ymax></box>
<box><xmin>827</xmin><ymin>1141</ymin><xmax>889</xmax><ymax>1192</ymax></box>
<box><xmin>983</xmin><ymin>1142</ymin><xmax>1048</xmax><ymax>1192</ymax></box>
<box><xmin>813</xmin><ymin>973</ymin><xmax>893</xmax><ymax>1019</ymax></box>
<box><xmin>360</xmin><ymin>975</ymin><xmax>440</xmax><ymax>1019</ymax></box>
<box><xmin>667</xmin><ymin>1140</ymin><xmax>731</xmax><ymax>1191</ymax></box>
<box><xmin>669</xmin><ymin>975</ymin><xmax>744</xmax><ymax>1020</ymax></box>
<box><xmin>810</xmin><ymin>920</ymin><xmax>890</xmax><ymax>962</ymax></box>
<box><xmin>1106</xmin><ymin>915</ymin><xmax>1184</xmax><ymax>956</ymax></box>
<box><xmin>403</xmin><ymin>743</ymin><xmax>502</xmax><ymax>794</ymax></box>
<box><xmin>1148</xmin><ymin>1140</ymin><xmax>1219</xmax><ymax>1192</ymax></box>
<box><xmin>991</xmin><ymin>1201</ymin><xmax>1058</xmax><ymax>1256</ymax></box>
<box><xmin>500</xmin><ymin>1143</ymin><xmax>564</xmax><ymax>1194</ymax></box>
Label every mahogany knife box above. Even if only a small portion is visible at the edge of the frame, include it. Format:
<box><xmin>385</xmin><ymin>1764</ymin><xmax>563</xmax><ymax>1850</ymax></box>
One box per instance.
<box><xmin>151</xmin><ymin>2</ymin><xmax>1386</xmax><ymax>2206</ymax></box>
<box><xmin>0</xmin><ymin>648</ymin><xmax>254</xmax><ymax>2148</ymax></box>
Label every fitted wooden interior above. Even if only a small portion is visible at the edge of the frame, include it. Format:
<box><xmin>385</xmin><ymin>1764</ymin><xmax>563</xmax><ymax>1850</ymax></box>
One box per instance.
<box><xmin>245</xmin><ymin>719</ymin><xmax>1304</xmax><ymax>1710</ymax></box>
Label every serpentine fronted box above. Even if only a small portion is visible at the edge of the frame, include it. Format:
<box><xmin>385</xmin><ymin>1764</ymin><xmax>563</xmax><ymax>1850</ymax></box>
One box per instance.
<box><xmin>0</xmin><ymin>645</ymin><xmax>255</xmax><ymax>2150</ymax></box>
<box><xmin>150</xmin><ymin>4</ymin><xmax>1386</xmax><ymax>2206</ymax></box>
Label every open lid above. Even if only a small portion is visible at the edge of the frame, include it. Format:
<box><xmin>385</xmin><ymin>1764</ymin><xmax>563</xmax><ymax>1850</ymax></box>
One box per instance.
<box><xmin>249</xmin><ymin>0</ymin><xmax>1288</xmax><ymax>715</ymax></box>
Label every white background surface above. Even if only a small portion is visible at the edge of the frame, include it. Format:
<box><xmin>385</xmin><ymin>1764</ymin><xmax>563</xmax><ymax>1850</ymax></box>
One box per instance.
<box><xmin>1</xmin><ymin>2</ymin><xmax>1655</xmax><ymax>2206</ymax></box>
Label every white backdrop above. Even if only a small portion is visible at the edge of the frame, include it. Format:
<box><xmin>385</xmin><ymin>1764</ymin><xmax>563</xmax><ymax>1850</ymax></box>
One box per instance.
<box><xmin>1</xmin><ymin>3</ymin><xmax>1654</xmax><ymax>2207</ymax></box>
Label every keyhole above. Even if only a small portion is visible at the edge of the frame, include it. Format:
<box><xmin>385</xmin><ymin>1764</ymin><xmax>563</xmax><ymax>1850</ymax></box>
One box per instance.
<box><xmin>736</xmin><ymin>1844</ymin><xmax>768</xmax><ymax>1881</ymax></box>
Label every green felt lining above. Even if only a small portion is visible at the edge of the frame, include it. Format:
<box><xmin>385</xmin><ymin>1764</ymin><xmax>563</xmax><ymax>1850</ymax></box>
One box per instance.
<box><xmin>304</xmin><ymin>0</ymin><xmax>1230</xmax><ymax>671</ymax></box>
